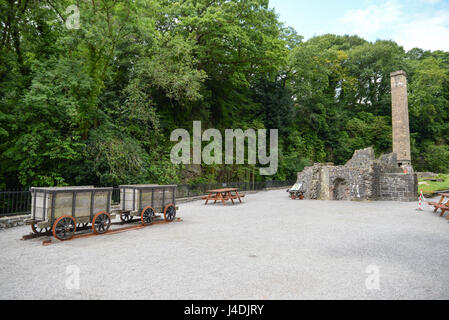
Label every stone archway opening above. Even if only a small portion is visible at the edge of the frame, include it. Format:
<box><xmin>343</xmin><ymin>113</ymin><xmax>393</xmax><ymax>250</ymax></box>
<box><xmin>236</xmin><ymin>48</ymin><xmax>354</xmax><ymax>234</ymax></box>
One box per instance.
<box><xmin>333</xmin><ymin>178</ymin><xmax>348</xmax><ymax>200</ymax></box>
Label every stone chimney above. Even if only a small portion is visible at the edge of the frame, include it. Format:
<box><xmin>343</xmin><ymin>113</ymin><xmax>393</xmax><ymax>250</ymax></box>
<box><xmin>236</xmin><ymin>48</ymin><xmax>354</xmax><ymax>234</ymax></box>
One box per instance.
<box><xmin>391</xmin><ymin>71</ymin><xmax>412</xmax><ymax>172</ymax></box>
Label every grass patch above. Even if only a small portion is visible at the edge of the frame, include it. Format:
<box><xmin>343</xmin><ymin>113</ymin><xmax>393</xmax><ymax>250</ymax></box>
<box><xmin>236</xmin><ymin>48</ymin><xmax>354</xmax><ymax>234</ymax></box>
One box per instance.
<box><xmin>418</xmin><ymin>174</ymin><xmax>449</xmax><ymax>194</ymax></box>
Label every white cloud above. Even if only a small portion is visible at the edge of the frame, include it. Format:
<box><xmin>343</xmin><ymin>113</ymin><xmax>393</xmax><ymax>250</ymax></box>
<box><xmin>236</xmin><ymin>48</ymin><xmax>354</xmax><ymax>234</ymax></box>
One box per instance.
<box><xmin>338</xmin><ymin>1</ymin><xmax>401</xmax><ymax>39</ymax></box>
<box><xmin>396</xmin><ymin>11</ymin><xmax>449</xmax><ymax>51</ymax></box>
<box><xmin>337</xmin><ymin>1</ymin><xmax>449</xmax><ymax>51</ymax></box>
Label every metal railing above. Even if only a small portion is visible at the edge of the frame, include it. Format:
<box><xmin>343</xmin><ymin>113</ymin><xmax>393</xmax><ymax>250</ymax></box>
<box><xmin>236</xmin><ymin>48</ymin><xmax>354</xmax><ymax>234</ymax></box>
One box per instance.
<box><xmin>175</xmin><ymin>180</ymin><xmax>295</xmax><ymax>198</ymax></box>
<box><xmin>0</xmin><ymin>180</ymin><xmax>295</xmax><ymax>217</ymax></box>
<box><xmin>0</xmin><ymin>189</ymin><xmax>32</xmax><ymax>217</ymax></box>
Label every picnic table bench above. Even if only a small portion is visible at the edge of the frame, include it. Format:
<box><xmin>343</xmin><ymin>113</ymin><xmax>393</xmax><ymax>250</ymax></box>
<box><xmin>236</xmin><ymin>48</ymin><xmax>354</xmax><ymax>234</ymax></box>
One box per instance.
<box><xmin>427</xmin><ymin>192</ymin><xmax>449</xmax><ymax>218</ymax></box>
<box><xmin>202</xmin><ymin>188</ymin><xmax>245</xmax><ymax>206</ymax></box>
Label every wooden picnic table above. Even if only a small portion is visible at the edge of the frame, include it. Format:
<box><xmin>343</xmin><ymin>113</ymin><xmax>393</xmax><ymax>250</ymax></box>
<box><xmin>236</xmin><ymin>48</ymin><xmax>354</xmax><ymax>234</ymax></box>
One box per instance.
<box><xmin>203</xmin><ymin>188</ymin><xmax>244</xmax><ymax>206</ymax></box>
<box><xmin>427</xmin><ymin>192</ymin><xmax>449</xmax><ymax>218</ymax></box>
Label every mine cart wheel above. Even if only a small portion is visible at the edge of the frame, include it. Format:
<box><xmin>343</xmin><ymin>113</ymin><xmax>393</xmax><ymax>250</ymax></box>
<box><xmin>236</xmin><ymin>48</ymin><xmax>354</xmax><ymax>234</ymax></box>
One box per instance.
<box><xmin>120</xmin><ymin>211</ymin><xmax>132</xmax><ymax>223</ymax></box>
<box><xmin>92</xmin><ymin>211</ymin><xmax>111</xmax><ymax>235</ymax></box>
<box><xmin>141</xmin><ymin>206</ymin><xmax>154</xmax><ymax>226</ymax></box>
<box><xmin>52</xmin><ymin>216</ymin><xmax>77</xmax><ymax>241</ymax></box>
<box><xmin>31</xmin><ymin>224</ymin><xmax>51</xmax><ymax>234</ymax></box>
<box><xmin>164</xmin><ymin>204</ymin><xmax>176</xmax><ymax>222</ymax></box>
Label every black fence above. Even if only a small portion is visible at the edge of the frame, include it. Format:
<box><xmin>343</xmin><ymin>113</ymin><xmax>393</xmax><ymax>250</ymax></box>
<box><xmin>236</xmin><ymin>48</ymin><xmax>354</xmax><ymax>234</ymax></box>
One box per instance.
<box><xmin>0</xmin><ymin>189</ymin><xmax>32</xmax><ymax>217</ymax></box>
<box><xmin>174</xmin><ymin>180</ymin><xmax>295</xmax><ymax>199</ymax></box>
<box><xmin>0</xmin><ymin>180</ymin><xmax>295</xmax><ymax>217</ymax></box>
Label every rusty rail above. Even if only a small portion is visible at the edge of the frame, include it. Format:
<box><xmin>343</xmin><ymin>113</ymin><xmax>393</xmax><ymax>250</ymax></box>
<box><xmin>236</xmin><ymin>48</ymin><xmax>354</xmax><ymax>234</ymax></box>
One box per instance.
<box><xmin>22</xmin><ymin>216</ymin><xmax>182</xmax><ymax>242</ymax></box>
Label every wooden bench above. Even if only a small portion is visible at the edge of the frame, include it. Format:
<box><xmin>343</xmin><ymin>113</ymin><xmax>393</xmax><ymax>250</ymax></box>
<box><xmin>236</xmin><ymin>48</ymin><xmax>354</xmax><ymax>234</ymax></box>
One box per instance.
<box><xmin>426</xmin><ymin>200</ymin><xmax>449</xmax><ymax>216</ymax></box>
<box><xmin>433</xmin><ymin>204</ymin><xmax>449</xmax><ymax>217</ymax></box>
<box><xmin>202</xmin><ymin>194</ymin><xmax>245</xmax><ymax>200</ymax></box>
<box><xmin>203</xmin><ymin>188</ymin><xmax>245</xmax><ymax>206</ymax></box>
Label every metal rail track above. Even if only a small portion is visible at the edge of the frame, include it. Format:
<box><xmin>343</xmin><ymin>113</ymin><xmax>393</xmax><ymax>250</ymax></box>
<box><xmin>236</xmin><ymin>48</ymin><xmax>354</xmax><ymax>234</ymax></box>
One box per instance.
<box><xmin>21</xmin><ymin>216</ymin><xmax>182</xmax><ymax>241</ymax></box>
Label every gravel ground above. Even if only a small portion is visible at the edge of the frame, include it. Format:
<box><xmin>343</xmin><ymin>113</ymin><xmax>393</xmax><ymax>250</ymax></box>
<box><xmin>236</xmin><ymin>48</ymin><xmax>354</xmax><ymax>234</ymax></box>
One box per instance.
<box><xmin>0</xmin><ymin>189</ymin><xmax>448</xmax><ymax>300</ymax></box>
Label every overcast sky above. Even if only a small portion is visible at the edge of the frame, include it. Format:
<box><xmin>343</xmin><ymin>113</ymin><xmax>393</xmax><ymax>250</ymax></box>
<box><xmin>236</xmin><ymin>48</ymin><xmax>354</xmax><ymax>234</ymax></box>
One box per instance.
<box><xmin>269</xmin><ymin>0</ymin><xmax>449</xmax><ymax>51</ymax></box>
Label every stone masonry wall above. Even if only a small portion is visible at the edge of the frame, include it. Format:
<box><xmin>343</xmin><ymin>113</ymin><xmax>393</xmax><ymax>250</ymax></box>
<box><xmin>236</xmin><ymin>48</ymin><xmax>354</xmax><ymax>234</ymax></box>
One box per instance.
<box><xmin>298</xmin><ymin>165</ymin><xmax>322</xmax><ymax>200</ymax></box>
<box><xmin>327</xmin><ymin>166</ymin><xmax>375</xmax><ymax>200</ymax></box>
<box><xmin>0</xmin><ymin>214</ymin><xmax>31</xmax><ymax>230</ymax></box>
<box><xmin>296</xmin><ymin>147</ymin><xmax>418</xmax><ymax>202</ymax></box>
<box><xmin>378</xmin><ymin>173</ymin><xmax>418</xmax><ymax>201</ymax></box>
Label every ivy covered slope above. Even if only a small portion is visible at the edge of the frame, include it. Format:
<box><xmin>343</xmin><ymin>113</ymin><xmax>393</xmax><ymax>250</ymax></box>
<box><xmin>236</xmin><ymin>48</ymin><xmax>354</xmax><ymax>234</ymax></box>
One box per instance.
<box><xmin>0</xmin><ymin>0</ymin><xmax>448</xmax><ymax>188</ymax></box>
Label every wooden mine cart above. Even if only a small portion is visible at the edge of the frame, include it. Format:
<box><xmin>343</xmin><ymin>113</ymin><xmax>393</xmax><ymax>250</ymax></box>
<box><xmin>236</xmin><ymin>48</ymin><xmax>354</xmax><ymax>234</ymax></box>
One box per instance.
<box><xmin>118</xmin><ymin>184</ymin><xmax>178</xmax><ymax>226</ymax></box>
<box><xmin>25</xmin><ymin>186</ymin><xmax>115</xmax><ymax>240</ymax></box>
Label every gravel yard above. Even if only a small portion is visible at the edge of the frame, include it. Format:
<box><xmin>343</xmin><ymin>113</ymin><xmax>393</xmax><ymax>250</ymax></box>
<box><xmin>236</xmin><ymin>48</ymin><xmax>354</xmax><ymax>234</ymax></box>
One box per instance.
<box><xmin>0</xmin><ymin>189</ymin><xmax>448</xmax><ymax>300</ymax></box>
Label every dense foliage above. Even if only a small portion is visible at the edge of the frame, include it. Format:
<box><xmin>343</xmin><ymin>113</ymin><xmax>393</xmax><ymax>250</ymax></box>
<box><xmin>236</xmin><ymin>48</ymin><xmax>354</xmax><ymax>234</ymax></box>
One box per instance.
<box><xmin>1</xmin><ymin>0</ymin><xmax>448</xmax><ymax>188</ymax></box>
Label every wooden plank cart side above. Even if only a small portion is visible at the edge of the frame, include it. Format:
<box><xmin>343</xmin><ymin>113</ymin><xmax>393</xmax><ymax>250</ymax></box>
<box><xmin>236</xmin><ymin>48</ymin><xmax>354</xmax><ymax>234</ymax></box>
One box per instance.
<box><xmin>118</xmin><ymin>185</ymin><xmax>178</xmax><ymax>226</ymax></box>
<box><xmin>25</xmin><ymin>186</ymin><xmax>115</xmax><ymax>240</ymax></box>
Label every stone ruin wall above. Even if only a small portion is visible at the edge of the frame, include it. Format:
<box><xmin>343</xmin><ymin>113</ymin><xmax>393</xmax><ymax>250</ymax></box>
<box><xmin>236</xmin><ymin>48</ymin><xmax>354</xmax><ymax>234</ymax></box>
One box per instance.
<box><xmin>377</xmin><ymin>173</ymin><xmax>418</xmax><ymax>202</ymax></box>
<box><xmin>297</xmin><ymin>147</ymin><xmax>418</xmax><ymax>202</ymax></box>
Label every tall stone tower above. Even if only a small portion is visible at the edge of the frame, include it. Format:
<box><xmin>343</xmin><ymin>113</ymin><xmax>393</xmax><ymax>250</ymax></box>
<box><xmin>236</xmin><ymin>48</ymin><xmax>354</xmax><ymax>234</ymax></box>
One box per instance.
<box><xmin>390</xmin><ymin>70</ymin><xmax>412</xmax><ymax>171</ymax></box>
